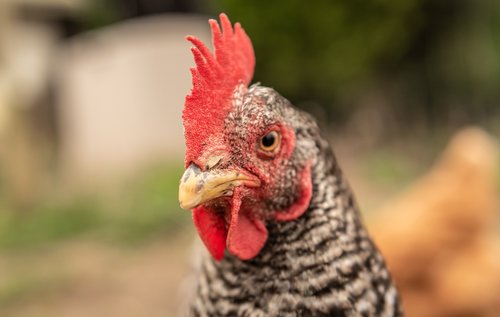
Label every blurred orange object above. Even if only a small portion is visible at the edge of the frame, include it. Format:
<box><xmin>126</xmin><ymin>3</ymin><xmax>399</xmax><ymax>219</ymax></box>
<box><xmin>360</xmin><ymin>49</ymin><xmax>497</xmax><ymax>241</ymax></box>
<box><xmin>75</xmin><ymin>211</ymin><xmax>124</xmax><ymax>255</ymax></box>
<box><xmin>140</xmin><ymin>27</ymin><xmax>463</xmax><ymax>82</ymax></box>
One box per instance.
<box><xmin>370</xmin><ymin>127</ymin><xmax>500</xmax><ymax>317</ymax></box>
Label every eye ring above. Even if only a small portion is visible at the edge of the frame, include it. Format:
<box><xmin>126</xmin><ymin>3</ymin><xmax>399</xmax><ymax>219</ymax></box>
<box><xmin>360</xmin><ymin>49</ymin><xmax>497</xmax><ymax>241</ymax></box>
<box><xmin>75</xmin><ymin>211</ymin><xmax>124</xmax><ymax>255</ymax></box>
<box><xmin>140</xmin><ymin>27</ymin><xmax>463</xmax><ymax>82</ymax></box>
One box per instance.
<box><xmin>259</xmin><ymin>130</ymin><xmax>280</xmax><ymax>153</ymax></box>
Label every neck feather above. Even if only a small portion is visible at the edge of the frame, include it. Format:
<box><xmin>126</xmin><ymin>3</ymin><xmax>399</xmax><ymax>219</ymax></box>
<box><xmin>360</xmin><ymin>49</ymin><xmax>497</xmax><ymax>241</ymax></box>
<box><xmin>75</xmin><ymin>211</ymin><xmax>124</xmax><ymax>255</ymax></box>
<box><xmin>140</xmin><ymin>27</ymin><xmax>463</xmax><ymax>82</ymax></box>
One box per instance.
<box><xmin>188</xmin><ymin>138</ymin><xmax>402</xmax><ymax>316</ymax></box>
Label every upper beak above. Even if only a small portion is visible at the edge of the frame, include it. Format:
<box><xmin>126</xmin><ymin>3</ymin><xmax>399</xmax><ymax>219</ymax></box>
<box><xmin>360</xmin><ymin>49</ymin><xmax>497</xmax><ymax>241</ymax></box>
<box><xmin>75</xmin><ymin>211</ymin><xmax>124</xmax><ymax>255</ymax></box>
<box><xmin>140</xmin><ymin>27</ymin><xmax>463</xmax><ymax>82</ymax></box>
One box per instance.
<box><xmin>178</xmin><ymin>162</ymin><xmax>260</xmax><ymax>210</ymax></box>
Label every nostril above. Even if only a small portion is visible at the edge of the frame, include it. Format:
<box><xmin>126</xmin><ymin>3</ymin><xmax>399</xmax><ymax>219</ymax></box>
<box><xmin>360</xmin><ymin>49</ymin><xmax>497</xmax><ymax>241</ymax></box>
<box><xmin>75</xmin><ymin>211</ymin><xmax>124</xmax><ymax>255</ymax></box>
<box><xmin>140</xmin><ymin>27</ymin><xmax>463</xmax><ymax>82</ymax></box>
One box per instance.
<box><xmin>205</xmin><ymin>155</ymin><xmax>223</xmax><ymax>170</ymax></box>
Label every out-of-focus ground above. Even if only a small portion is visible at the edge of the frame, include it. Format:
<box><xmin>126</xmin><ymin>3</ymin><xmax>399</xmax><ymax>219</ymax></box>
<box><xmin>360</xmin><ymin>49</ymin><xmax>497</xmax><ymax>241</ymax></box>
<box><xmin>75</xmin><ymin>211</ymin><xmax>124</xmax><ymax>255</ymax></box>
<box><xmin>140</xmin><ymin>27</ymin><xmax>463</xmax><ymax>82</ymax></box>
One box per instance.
<box><xmin>0</xmin><ymin>236</ymin><xmax>192</xmax><ymax>317</ymax></box>
<box><xmin>1</xmin><ymin>1</ymin><xmax>500</xmax><ymax>317</ymax></box>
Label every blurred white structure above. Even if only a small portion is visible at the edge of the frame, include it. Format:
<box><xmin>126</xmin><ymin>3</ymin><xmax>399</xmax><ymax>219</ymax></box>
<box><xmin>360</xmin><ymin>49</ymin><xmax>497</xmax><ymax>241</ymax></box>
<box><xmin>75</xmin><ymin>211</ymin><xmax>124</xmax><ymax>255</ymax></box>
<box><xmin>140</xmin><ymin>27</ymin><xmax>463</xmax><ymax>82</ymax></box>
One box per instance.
<box><xmin>0</xmin><ymin>0</ymin><xmax>82</xmax><ymax>110</ymax></box>
<box><xmin>0</xmin><ymin>0</ymin><xmax>83</xmax><ymax>204</ymax></box>
<box><xmin>0</xmin><ymin>0</ymin><xmax>73</xmax><ymax>132</ymax></box>
<box><xmin>57</xmin><ymin>15</ymin><xmax>210</xmax><ymax>184</ymax></box>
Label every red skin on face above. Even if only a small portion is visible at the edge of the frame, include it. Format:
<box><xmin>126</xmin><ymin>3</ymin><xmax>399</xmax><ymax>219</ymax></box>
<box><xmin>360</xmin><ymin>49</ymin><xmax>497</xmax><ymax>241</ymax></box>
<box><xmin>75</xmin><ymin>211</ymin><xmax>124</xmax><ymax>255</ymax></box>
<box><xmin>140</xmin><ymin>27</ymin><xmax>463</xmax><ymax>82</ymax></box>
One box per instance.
<box><xmin>184</xmin><ymin>15</ymin><xmax>313</xmax><ymax>261</ymax></box>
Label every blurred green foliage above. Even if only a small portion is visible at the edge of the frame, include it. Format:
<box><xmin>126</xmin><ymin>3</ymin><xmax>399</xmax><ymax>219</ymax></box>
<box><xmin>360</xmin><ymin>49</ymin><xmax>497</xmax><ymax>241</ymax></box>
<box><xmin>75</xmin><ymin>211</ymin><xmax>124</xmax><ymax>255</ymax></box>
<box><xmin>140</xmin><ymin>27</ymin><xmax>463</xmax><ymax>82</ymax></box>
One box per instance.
<box><xmin>80</xmin><ymin>0</ymin><xmax>124</xmax><ymax>30</ymax></box>
<box><xmin>100</xmin><ymin>164</ymin><xmax>187</xmax><ymax>245</ymax></box>
<box><xmin>216</xmin><ymin>0</ymin><xmax>420</xmax><ymax>112</ymax></box>
<box><xmin>0</xmin><ymin>271</ymin><xmax>67</xmax><ymax>307</ymax></box>
<box><xmin>0</xmin><ymin>199</ymin><xmax>101</xmax><ymax>249</ymax></box>
<box><xmin>362</xmin><ymin>150</ymin><xmax>419</xmax><ymax>186</ymax></box>
<box><xmin>213</xmin><ymin>0</ymin><xmax>500</xmax><ymax>128</ymax></box>
<box><xmin>0</xmin><ymin>163</ymin><xmax>188</xmax><ymax>251</ymax></box>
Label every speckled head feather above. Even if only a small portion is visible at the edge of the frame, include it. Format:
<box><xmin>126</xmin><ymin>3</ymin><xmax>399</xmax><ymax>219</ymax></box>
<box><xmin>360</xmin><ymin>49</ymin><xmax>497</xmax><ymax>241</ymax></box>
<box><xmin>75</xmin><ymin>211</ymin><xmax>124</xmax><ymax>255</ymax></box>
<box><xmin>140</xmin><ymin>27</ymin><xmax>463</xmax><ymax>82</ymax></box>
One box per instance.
<box><xmin>183</xmin><ymin>13</ymin><xmax>255</xmax><ymax>167</ymax></box>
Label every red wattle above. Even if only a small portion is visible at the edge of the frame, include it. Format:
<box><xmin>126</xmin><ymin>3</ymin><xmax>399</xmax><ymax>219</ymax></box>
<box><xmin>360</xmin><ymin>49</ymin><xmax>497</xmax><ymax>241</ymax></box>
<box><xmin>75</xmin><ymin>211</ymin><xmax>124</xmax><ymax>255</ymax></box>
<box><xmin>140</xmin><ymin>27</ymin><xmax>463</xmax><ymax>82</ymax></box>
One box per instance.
<box><xmin>192</xmin><ymin>162</ymin><xmax>311</xmax><ymax>261</ymax></box>
<box><xmin>227</xmin><ymin>188</ymin><xmax>268</xmax><ymax>260</ymax></box>
<box><xmin>193</xmin><ymin>206</ymin><xmax>227</xmax><ymax>260</ymax></box>
<box><xmin>192</xmin><ymin>190</ymin><xmax>268</xmax><ymax>261</ymax></box>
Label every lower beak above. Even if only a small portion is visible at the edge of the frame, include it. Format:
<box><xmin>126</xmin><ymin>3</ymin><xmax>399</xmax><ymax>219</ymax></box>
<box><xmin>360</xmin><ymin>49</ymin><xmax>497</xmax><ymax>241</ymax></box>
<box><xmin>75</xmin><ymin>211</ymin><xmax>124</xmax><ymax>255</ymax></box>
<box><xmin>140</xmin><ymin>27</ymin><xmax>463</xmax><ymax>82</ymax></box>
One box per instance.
<box><xmin>178</xmin><ymin>163</ymin><xmax>260</xmax><ymax>210</ymax></box>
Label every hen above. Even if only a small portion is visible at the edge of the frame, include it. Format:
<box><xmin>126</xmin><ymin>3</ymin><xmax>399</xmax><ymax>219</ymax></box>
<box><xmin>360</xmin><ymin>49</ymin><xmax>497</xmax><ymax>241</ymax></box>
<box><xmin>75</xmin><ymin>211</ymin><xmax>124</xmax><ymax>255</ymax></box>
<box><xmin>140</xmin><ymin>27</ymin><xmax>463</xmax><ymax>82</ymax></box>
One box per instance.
<box><xmin>178</xmin><ymin>14</ymin><xmax>402</xmax><ymax>316</ymax></box>
<box><xmin>370</xmin><ymin>127</ymin><xmax>500</xmax><ymax>317</ymax></box>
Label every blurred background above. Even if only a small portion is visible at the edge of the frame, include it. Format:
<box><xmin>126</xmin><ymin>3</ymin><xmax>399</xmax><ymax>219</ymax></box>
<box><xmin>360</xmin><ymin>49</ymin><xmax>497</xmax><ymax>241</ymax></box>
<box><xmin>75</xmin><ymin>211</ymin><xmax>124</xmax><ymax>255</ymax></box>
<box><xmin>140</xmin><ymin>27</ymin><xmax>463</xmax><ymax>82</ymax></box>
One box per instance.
<box><xmin>0</xmin><ymin>0</ymin><xmax>499</xmax><ymax>316</ymax></box>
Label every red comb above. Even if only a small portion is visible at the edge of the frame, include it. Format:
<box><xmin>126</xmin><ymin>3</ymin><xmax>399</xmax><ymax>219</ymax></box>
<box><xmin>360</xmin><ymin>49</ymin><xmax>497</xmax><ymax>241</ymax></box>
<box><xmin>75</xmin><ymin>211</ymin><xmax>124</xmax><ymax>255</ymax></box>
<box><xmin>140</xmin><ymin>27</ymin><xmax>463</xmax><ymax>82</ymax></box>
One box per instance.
<box><xmin>183</xmin><ymin>13</ymin><xmax>255</xmax><ymax>166</ymax></box>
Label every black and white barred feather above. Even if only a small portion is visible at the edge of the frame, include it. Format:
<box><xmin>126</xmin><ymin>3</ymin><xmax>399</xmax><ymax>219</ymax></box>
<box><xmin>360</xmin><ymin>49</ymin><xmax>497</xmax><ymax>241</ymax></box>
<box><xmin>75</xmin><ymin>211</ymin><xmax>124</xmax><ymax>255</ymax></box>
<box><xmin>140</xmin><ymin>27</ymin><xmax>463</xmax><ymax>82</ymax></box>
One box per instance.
<box><xmin>186</xmin><ymin>85</ymin><xmax>403</xmax><ymax>316</ymax></box>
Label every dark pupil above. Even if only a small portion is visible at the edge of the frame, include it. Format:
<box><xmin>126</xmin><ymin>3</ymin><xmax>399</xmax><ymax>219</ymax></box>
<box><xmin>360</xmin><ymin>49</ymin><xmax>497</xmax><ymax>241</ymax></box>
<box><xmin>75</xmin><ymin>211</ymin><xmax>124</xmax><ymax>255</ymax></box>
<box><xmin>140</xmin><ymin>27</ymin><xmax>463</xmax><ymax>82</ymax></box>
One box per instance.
<box><xmin>261</xmin><ymin>133</ymin><xmax>276</xmax><ymax>148</ymax></box>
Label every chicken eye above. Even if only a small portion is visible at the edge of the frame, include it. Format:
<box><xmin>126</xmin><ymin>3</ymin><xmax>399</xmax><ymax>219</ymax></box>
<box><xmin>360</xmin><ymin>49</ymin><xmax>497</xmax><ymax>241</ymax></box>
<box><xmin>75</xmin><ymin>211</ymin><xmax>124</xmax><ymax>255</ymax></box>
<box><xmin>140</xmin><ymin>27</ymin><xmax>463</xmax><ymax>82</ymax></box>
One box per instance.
<box><xmin>259</xmin><ymin>131</ymin><xmax>280</xmax><ymax>152</ymax></box>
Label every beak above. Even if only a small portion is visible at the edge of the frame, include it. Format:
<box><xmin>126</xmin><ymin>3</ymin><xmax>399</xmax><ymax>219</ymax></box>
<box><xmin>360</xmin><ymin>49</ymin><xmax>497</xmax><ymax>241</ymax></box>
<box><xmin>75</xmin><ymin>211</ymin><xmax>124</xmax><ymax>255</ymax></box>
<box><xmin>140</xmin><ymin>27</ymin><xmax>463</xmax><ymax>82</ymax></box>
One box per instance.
<box><xmin>178</xmin><ymin>162</ymin><xmax>260</xmax><ymax>210</ymax></box>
